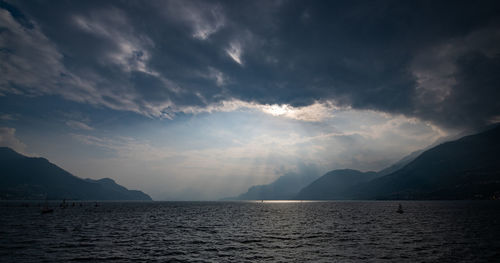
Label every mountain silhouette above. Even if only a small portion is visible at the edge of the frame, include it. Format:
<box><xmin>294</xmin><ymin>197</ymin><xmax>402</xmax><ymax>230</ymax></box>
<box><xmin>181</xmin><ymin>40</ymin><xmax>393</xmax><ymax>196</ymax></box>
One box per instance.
<box><xmin>295</xmin><ymin>169</ymin><xmax>377</xmax><ymax>200</ymax></box>
<box><xmin>377</xmin><ymin>149</ymin><xmax>423</xmax><ymax>176</ymax></box>
<box><xmin>231</xmin><ymin>144</ymin><xmax>425</xmax><ymax>201</ymax></box>
<box><xmin>298</xmin><ymin>125</ymin><xmax>500</xmax><ymax>200</ymax></box>
<box><xmin>352</xmin><ymin>125</ymin><xmax>500</xmax><ymax>199</ymax></box>
<box><xmin>295</xmin><ymin>146</ymin><xmax>425</xmax><ymax>200</ymax></box>
<box><xmin>232</xmin><ymin>172</ymin><xmax>319</xmax><ymax>200</ymax></box>
<box><xmin>0</xmin><ymin>147</ymin><xmax>152</xmax><ymax>200</ymax></box>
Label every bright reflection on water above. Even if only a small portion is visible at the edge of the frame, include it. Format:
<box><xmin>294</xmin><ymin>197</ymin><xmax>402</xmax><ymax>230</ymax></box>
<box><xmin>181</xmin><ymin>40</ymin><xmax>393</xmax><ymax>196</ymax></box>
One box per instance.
<box><xmin>248</xmin><ymin>200</ymin><xmax>321</xmax><ymax>203</ymax></box>
<box><xmin>1</xmin><ymin>201</ymin><xmax>500</xmax><ymax>262</ymax></box>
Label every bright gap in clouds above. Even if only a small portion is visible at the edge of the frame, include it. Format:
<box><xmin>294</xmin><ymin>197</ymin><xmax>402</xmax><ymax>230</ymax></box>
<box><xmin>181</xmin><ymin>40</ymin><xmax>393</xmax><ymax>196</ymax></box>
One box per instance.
<box><xmin>178</xmin><ymin>100</ymin><xmax>337</xmax><ymax>123</ymax></box>
<box><xmin>41</xmin><ymin>101</ymin><xmax>447</xmax><ymax>201</ymax></box>
<box><xmin>263</xmin><ymin>104</ymin><xmax>293</xmax><ymax>116</ymax></box>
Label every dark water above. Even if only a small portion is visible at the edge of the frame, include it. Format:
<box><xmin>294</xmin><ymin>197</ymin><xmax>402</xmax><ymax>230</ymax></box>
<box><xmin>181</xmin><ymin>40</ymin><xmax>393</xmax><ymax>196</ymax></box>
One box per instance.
<box><xmin>1</xmin><ymin>201</ymin><xmax>500</xmax><ymax>262</ymax></box>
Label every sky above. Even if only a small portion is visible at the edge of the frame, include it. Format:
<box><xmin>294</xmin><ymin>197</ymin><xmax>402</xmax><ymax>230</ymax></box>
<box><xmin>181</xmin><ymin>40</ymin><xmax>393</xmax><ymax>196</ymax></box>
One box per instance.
<box><xmin>1</xmin><ymin>0</ymin><xmax>500</xmax><ymax>200</ymax></box>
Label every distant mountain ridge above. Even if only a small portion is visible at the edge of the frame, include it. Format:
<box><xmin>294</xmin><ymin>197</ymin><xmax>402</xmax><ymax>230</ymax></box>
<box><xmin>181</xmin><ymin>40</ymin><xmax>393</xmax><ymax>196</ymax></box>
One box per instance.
<box><xmin>296</xmin><ymin>125</ymin><xmax>500</xmax><ymax>200</ymax></box>
<box><xmin>351</xmin><ymin>125</ymin><xmax>500</xmax><ymax>200</ymax></box>
<box><xmin>0</xmin><ymin>147</ymin><xmax>152</xmax><ymax>200</ymax></box>
<box><xmin>230</xmin><ymin>142</ymin><xmax>425</xmax><ymax>201</ymax></box>
<box><xmin>377</xmin><ymin>149</ymin><xmax>423</xmax><ymax>176</ymax></box>
<box><xmin>232</xmin><ymin>172</ymin><xmax>319</xmax><ymax>200</ymax></box>
<box><xmin>295</xmin><ymin>169</ymin><xmax>377</xmax><ymax>200</ymax></box>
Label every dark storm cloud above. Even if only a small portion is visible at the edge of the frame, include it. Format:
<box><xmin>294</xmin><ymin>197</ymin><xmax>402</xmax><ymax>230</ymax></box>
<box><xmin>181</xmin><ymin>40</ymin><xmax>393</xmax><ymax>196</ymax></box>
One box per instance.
<box><xmin>0</xmin><ymin>1</ymin><xmax>32</xmax><ymax>29</ymax></box>
<box><xmin>1</xmin><ymin>0</ymin><xmax>500</xmax><ymax>128</ymax></box>
<box><xmin>418</xmin><ymin>52</ymin><xmax>500</xmax><ymax>128</ymax></box>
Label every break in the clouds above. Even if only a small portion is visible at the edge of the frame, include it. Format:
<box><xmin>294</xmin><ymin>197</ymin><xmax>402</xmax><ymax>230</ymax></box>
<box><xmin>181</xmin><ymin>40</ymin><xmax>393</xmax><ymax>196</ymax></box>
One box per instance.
<box><xmin>1</xmin><ymin>0</ymin><xmax>500</xmax><ymax>199</ymax></box>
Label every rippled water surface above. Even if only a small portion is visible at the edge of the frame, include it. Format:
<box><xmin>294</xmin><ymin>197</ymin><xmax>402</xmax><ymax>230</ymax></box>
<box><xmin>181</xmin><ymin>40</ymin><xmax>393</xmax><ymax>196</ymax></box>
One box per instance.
<box><xmin>1</xmin><ymin>201</ymin><xmax>500</xmax><ymax>262</ymax></box>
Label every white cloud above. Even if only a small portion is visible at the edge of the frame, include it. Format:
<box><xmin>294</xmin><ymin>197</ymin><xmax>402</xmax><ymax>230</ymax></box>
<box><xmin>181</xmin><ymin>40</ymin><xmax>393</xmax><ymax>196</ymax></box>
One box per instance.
<box><xmin>65</xmin><ymin>120</ymin><xmax>94</xmax><ymax>131</ymax></box>
<box><xmin>0</xmin><ymin>114</ymin><xmax>16</xmax><ymax>121</ymax></box>
<box><xmin>0</xmin><ymin>127</ymin><xmax>26</xmax><ymax>153</ymax></box>
<box><xmin>73</xmin><ymin>9</ymin><xmax>154</xmax><ymax>74</ymax></box>
<box><xmin>198</xmin><ymin>67</ymin><xmax>228</xmax><ymax>87</ymax></box>
<box><xmin>259</xmin><ymin>102</ymin><xmax>337</xmax><ymax>122</ymax></box>
<box><xmin>165</xmin><ymin>0</ymin><xmax>225</xmax><ymax>40</ymax></box>
<box><xmin>209</xmin><ymin>67</ymin><xmax>227</xmax><ymax>87</ymax></box>
<box><xmin>0</xmin><ymin>9</ymin><xmax>66</xmax><ymax>95</ymax></box>
<box><xmin>176</xmin><ymin>99</ymin><xmax>337</xmax><ymax>122</ymax></box>
<box><xmin>226</xmin><ymin>41</ymin><xmax>243</xmax><ymax>65</ymax></box>
<box><xmin>490</xmin><ymin>115</ymin><xmax>500</xmax><ymax>124</ymax></box>
<box><xmin>0</xmin><ymin>7</ymin><xmax>182</xmax><ymax>119</ymax></box>
<box><xmin>0</xmin><ymin>9</ymin><xmax>109</xmax><ymax>108</ymax></box>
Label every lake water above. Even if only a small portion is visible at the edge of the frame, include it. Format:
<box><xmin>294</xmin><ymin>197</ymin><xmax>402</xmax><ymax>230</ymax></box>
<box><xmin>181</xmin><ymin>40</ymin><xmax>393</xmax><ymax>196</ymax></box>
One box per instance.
<box><xmin>1</xmin><ymin>201</ymin><xmax>499</xmax><ymax>262</ymax></box>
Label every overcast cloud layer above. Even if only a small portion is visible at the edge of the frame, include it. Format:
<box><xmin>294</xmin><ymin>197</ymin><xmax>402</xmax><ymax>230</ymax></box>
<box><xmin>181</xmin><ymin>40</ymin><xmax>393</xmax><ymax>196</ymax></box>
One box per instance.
<box><xmin>1</xmin><ymin>0</ymin><xmax>499</xmax><ymax>128</ymax></box>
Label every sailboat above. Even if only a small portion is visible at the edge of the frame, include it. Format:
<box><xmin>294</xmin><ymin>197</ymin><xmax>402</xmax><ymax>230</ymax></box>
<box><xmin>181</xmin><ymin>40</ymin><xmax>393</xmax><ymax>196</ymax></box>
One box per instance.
<box><xmin>60</xmin><ymin>199</ymin><xmax>68</xmax><ymax>208</ymax></box>
<box><xmin>396</xmin><ymin>203</ymin><xmax>404</xmax><ymax>214</ymax></box>
<box><xmin>41</xmin><ymin>200</ymin><xmax>54</xmax><ymax>214</ymax></box>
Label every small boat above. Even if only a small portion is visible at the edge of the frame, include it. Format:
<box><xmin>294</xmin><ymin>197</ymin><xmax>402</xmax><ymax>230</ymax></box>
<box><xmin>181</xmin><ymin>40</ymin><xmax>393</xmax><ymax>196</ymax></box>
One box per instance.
<box><xmin>60</xmin><ymin>199</ymin><xmax>68</xmax><ymax>208</ymax></box>
<box><xmin>396</xmin><ymin>203</ymin><xmax>404</xmax><ymax>214</ymax></box>
<box><xmin>41</xmin><ymin>201</ymin><xmax>53</xmax><ymax>214</ymax></box>
<box><xmin>41</xmin><ymin>207</ymin><xmax>54</xmax><ymax>214</ymax></box>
